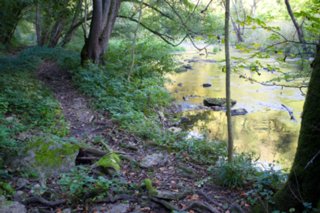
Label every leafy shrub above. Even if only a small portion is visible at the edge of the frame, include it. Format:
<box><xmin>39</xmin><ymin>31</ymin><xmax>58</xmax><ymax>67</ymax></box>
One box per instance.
<box><xmin>173</xmin><ymin>139</ymin><xmax>227</xmax><ymax>164</ymax></box>
<box><xmin>72</xmin><ymin>38</ymin><xmax>178</xmax><ymax>143</ymax></box>
<box><xmin>246</xmin><ymin>164</ymin><xmax>287</xmax><ymax>205</ymax></box>
<box><xmin>59</xmin><ymin>166</ymin><xmax>129</xmax><ymax>202</ymax></box>
<box><xmin>209</xmin><ymin>153</ymin><xmax>257</xmax><ymax>188</ymax></box>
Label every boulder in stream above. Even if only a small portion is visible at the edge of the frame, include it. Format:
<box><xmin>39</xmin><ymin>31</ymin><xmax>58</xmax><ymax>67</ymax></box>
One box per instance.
<box><xmin>231</xmin><ymin>108</ymin><xmax>248</xmax><ymax>116</ymax></box>
<box><xmin>202</xmin><ymin>83</ymin><xmax>212</xmax><ymax>87</ymax></box>
<box><xmin>203</xmin><ymin>98</ymin><xmax>236</xmax><ymax>107</ymax></box>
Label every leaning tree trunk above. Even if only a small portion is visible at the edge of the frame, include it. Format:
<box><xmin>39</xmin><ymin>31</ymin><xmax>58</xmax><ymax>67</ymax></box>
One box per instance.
<box><xmin>284</xmin><ymin>0</ymin><xmax>305</xmax><ymax>44</ymax></box>
<box><xmin>81</xmin><ymin>0</ymin><xmax>121</xmax><ymax>64</ymax></box>
<box><xmin>273</xmin><ymin>45</ymin><xmax>320</xmax><ymax>211</ymax></box>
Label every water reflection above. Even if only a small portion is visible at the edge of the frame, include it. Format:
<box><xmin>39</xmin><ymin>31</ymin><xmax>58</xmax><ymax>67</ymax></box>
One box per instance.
<box><xmin>166</xmin><ymin>50</ymin><xmax>304</xmax><ymax>168</ymax></box>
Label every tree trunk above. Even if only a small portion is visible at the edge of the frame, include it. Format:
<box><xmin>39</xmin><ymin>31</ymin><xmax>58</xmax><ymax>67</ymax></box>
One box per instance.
<box><xmin>60</xmin><ymin>0</ymin><xmax>84</xmax><ymax>47</ymax></box>
<box><xmin>225</xmin><ymin>0</ymin><xmax>234</xmax><ymax>162</ymax></box>
<box><xmin>48</xmin><ymin>20</ymin><xmax>64</xmax><ymax>47</ymax></box>
<box><xmin>284</xmin><ymin>0</ymin><xmax>305</xmax><ymax>44</ymax></box>
<box><xmin>35</xmin><ymin>1</ymin><xmax>42</xmax><ymax>46</ymax></box>
<box><xmin>81</xmin><ymin>0</ymin><xmax>121</xmax><ymax>64</ymax></box>
<box><xmin>0</xmin><ymin>2</ymin><xmax>27</xmax><ymax>45</ymax></box>
<box><xmin>273</xmin><ymin>45</ymin><xmax>320</xmax><ymax>211</ymax></box>
<box><xmin>231</xmin><ymin>19</ymin><xmax>244</xmax><ymax>43</ymax></box>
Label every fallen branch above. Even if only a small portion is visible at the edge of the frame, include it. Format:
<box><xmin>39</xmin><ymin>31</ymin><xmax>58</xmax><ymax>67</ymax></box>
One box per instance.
<box><xmin>24</xmin><ymin>196</ymin><xmax>66</xmax><ymax>207</ymax></box>
<box><xmin>281</xmin><ymin>104</ymin><xmax>296</xmax><ymax>121</ymax></box>
<box><xmin>80</xmin><ymin>147</ymin><xmax>106</xmax><ymax>157</ymax></box>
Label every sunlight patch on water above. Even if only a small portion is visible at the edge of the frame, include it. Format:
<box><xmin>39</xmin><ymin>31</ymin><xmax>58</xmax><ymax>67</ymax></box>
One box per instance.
<box><xmin>166</xmin><ymin>48</ymin><xmax>305</xmax><ymax>168</ymax></box>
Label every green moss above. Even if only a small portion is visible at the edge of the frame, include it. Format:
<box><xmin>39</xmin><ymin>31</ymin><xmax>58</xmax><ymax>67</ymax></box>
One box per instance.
<box><xmin>96</xmin><ymin>152</ymin><xmax>121</xmax><ymax>171</ymax></box>
<box><xmin>26</xmin><ymin>135</ymin><xmax>78</xmax><ymax>169</ymax></box>
<box><xmin>143</xmin><ymin>178</ymin><xmax>158</xmax><ymax>196</ymax></box>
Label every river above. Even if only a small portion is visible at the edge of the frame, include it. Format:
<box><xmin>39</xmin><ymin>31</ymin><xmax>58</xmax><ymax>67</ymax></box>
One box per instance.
<box><xmin>166</xmin><ymin>46</ymin><xmax>306</xmax><ymax>169</ymax></box>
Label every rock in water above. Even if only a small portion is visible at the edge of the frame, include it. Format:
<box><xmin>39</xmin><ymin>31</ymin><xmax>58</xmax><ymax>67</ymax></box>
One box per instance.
<box><xmin>203</xmin><ymin>98</ymin><xmax>236</xmax><ymax>107</ymax></box>
<box><xmin>231</xmin><ymin>108</ymin><xmax>248</xmax><ymax>116</ymax></box>
<box><xmin>183</xmin><ymin>64</ymin><xmax>192</xmax><ymax>70</ymax></box>
<box><xmin>140</xmin><ymin>153</ymin><xmax>167</xmax><ymax>168</ymax></box>
<box><xmin>202</xmin><ymin>83</ymin><xmax>212</xmax><ymax>87</ymax></box>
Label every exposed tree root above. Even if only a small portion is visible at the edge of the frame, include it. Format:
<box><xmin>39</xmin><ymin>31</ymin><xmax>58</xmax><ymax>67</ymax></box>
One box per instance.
<box><xmin>151</xmin><ymin>197</ymin><xmax>220</xmax><ymax>213</ymax></box>
<box><xmin>150</xmin><ymin>197</ymin><xmax>180</xmax><ymax>211</ymax></box>
<box><xmin>183</xmin><ymin>201</ymin><xmax>220</xmax><ymax>213</ymax></box>
<box><xmin>24</xmin><ymin>196</ymin><xmax>66</xmax><ymax>207</ymax></box>
<box><xmin>77</xmin><ymin>147</ymin><xmax>140</xmax><ymax>166</ymax></box>
<box><xmin>196</xmin><ymin>190</ymin><xmax>224</xmax><ymax>208</ymax></box>
<box><xmin>94</xmin><ymin>194</ymin><xmax>137</xmax><ymax>203</ymax></box>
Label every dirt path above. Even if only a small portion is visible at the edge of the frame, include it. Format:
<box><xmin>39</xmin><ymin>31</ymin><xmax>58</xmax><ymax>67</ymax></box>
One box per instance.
<box><xmin>36</xmin><ymin>62</ymin><xmax>243</xmax><ymax>213</ymax></box>
<box><xmin>38</xmin><ymin>61</ymin><xmax>113</xmax><ymax>137</ymax></box>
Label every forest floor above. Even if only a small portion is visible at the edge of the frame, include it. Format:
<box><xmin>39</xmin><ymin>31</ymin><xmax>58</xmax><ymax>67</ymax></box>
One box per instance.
<box><xmin>24</xmin><ymin>61</ymin><xmax>246</xmax><ymax>212</ymax></box>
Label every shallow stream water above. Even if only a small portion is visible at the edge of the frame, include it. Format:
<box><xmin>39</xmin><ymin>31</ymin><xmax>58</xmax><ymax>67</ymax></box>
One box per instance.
<box><xmin>166</xmin><ymin>48</ymin><xmax>305</xmax><ymax>168</ymax></box>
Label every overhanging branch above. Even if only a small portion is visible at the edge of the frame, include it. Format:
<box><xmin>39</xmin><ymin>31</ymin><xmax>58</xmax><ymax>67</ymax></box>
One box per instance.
<box><xmin>117</xmin><ymin>15</ymin><xmax>188</xmax><ymax>46</ymax></box>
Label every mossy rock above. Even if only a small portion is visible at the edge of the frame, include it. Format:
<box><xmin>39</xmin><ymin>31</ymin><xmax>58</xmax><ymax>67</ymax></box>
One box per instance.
<box><xmin>13</xmin><ymin>135</ymin><xmax>79</xmax><ymax>176</ymax></box>
<box><xmin>203</xmin><ymin>98</ymin><xmax>236</xmax><ymax>107</ymax></box>
<box><xmin>96</xmin><ymin>152</ymin><xmax>121</xmax><ymax>172</ymax></box>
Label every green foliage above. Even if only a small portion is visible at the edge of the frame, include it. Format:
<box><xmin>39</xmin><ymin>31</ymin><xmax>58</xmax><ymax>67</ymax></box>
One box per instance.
<box><xmin>174</xmin><ymin>139</ymin><xmax>227</xmax><ymax>165</ymax></box>
<box><xmin>59</xmin><ymin>166</ymin><xmax>132</xmax><ymax>203</ymax></box>
<box><xmin>143</xmin><ymin>178</ymin><xmax>157</xmax><ymax>196</ymax></box>
<box><xmin>96</xmin><ymin>153</ymin><xmax>121</xmax><ymax>172</ymax></box>
<box><xmin>209</xmin><ymin>153</ymin><xmax>257</xmax><ymax>188</ymax></box>
<box><xmin>59</xmin><ymin>166</ymin><xmax>112</xmax><ymax>202</ymax></box>
<box><xmin>0</xmin><ymin>182</ymin><xmax>14</xmax><ymax>197</ymax></box>
<box><xmin>0</xmin><ymin>47</ymin><xmax>78</xmax><ymax>163</ymax></box>
<box><xmin>0</xmin><ymin>0</ymin><xmax>33</xmax><ymax>44</ymax></box>
<box><xmin>246</xmin><ymin>165</ymin><xmax>287</xmax><ymax>205</ymax></box>
<box><xmin>72</xmin><ymin>38</ymin><xmax>178</xmax><ymax>143</ymax></box>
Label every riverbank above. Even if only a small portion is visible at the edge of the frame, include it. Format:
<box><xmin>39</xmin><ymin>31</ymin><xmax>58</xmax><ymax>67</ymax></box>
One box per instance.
<box><xmin>166</xmin><ymin>45</ymin><xmax>306</xmax><ymax>168</ymax></box>
<box><xmin>0</xmin><ymin>43</ymin><xmax>289</xmax><ymax>212</ymax></box>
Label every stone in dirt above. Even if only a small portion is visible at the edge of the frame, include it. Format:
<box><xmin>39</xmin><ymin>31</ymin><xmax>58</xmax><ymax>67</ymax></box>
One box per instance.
<box><xmin>93</xmin><ymin>203</ymin><xmax>130</xmax><ymax>213</ymax></box>
<box><xmin>203</xmin><ymin>98</ymin><xmax>236</xmax><ymax>107</ymax></box>
<box><xmin>231</xmin><ymin>108</ymin><xmax>248</xmax><ymax>116</ymax></box>
<box><xmin>140</xmin><ymin>153</ymin><xmax>168</xmax><ymax>168</ymax></box>
<box><xmin>0</xmin><ymin>197</ymin><xmax>26</xmax><ymax>213</ymax></box>
<box><xmin>11</xmin><ymin>136</ymin><xmax>79</xmax><ymax>177</ymax></box>
<box><xmin>168</xmin><ymin>127</ymin><xmax>182</xmax><ymax>133</ymax></box>
<box><xmin>202</xmin><ymin>83</ymin><xmax>212</xmax><ymax>87</ymax></box>
<box><xmin>109</xmin><ymin>203</ymin><xmax>130</xmax><ymax>213</ymax></box>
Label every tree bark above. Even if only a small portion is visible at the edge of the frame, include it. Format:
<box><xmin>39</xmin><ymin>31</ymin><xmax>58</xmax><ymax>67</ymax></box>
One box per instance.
<box><xmin>273</xmin><ymin>45</ymin><xmax>320</xmax><ymax>211</ymax></box>
<box><xmin>225</xmin><ymin>0</ymin><xmax>234</xmax><ymax>162</ymax></box>
<box><xmin>81</xmin><ymin>0</ymin><xmax>121</xmax><ymax>64</ymax></box>
<box><xmin>231</xmin><ymin>18</ymin><xmax>244</xmax><ymax>43</ymax></box>
<box><xmin>35</xmin><ymin>1</ymin><xmax>42</xmax><ymax>46</ymax></box>
<box><xmin>0</xmin><ymin>2</ymin><xmax>27</xmax><ymax>45</ymax></box>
